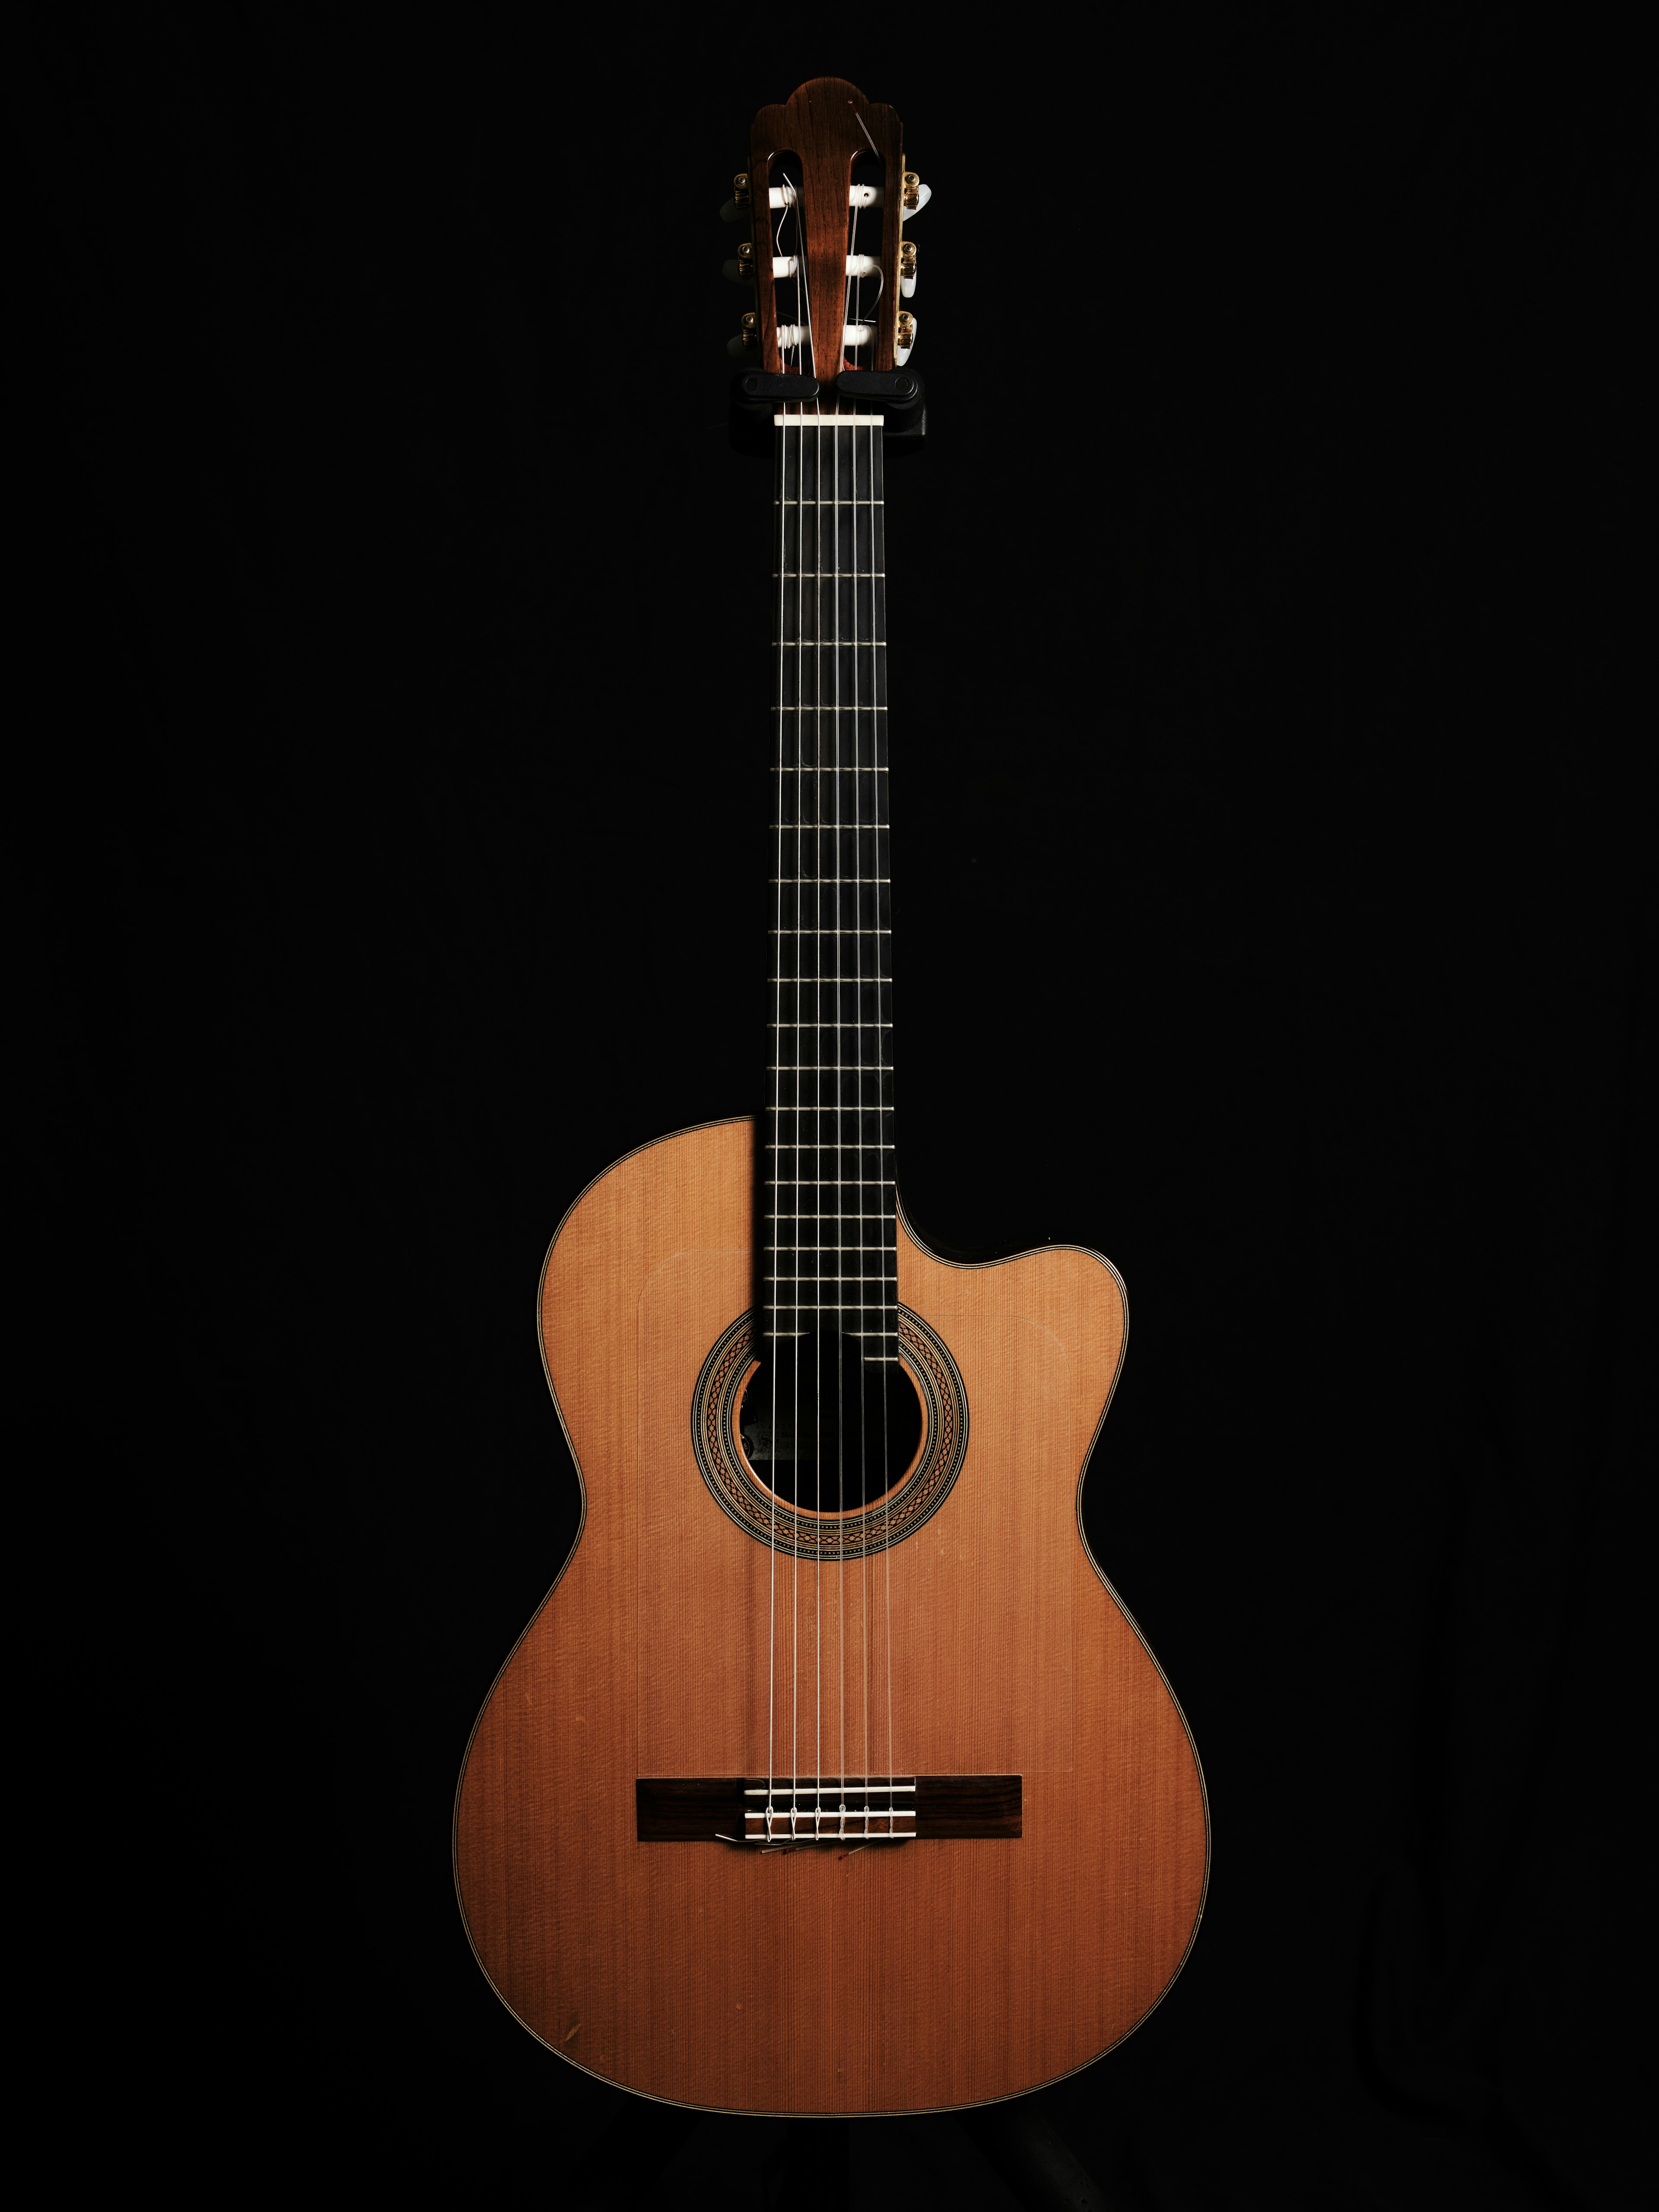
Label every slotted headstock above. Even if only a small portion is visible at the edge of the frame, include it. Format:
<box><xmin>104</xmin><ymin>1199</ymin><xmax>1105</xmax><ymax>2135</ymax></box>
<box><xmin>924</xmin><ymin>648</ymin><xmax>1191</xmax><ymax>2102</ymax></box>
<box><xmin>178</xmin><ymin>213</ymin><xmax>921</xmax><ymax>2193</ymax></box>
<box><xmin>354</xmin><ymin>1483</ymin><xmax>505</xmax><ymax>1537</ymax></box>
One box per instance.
<box><xmin>735</xmin><ymin>78</ymin><xmax>918</xmax><ymax>381</ymax></box>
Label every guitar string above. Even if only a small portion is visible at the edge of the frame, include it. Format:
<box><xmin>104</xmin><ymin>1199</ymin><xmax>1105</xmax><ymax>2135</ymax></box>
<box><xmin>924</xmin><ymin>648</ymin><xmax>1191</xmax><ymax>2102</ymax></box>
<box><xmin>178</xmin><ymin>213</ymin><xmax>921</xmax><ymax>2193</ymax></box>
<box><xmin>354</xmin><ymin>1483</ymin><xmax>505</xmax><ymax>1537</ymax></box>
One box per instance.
<box><xmin>774</xmin><ymin>179</ymin><xmax>801</xmax><ymax>374</ymax></box>
<box><xmin>766</xmin><ymin>397</ymin><xmax>789</xmax><ymax>1840</ymax></box>
<box><xmin>793</xmin><ymin>168</ymin><xmax>824</xmax><ymax>1835</ymax></box>
<box><xmin>853</xmin><ymin>412</ymin><xmax>871</xmax><ymax>1818</ymax></box>
<box><xmin>847</xmin><ymin>111</ymin><xmax>899</xmax><ymax>1832</ymax></box>
<box><xmin>847</xmin><ymin>127</ymin><xmax>893</xmax><ymax>1840</ymax></box>
<box><xmin>833</xmin><ymin>407</ymin><xmax>845</xmax><ymax>1834</ymax></box>
<box><xmin>814</xmin><ymin>403</ymin><xmax>824</xmax><ymax>1834</ymax></box>
<box><xmin>875</xmin><ymin>411</ymin><xmax>896</xmax><ymax>1824</ymax></box>
<box><xmin>801</xmin><ymin>389</ymin><xmax>814</xmax><ymax>1822</ymax></box>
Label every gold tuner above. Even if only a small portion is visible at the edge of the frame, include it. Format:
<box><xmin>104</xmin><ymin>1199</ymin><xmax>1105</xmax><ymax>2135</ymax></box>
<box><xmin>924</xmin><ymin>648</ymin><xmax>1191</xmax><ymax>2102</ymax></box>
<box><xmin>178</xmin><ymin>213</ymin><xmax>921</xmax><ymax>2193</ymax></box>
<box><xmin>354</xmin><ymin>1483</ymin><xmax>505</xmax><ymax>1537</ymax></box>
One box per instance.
<box><xmin>727</xmin><ymin>309</ymin><xmax>760</xmax><ymax>359</ymax></box>
<box><xmin>720</xmin><ymin>172</ymin><xmax>753</xmax><ymax>223</ymax></box>
<box><xmin>723</xmin><ymin>241</ymin><xmax>756</xmax><ymax>284</ymax></box>
<box><xmin>899</xmin><ymin>240</ymin><xmax>918</xmax><ymax>298</ymax></box>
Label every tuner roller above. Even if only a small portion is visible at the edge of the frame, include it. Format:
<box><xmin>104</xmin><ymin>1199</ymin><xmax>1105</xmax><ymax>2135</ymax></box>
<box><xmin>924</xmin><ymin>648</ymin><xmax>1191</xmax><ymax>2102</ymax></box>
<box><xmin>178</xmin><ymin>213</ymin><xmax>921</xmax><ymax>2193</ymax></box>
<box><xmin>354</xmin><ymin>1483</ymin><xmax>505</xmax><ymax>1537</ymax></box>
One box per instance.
<box><xmin>895</xmin><ymin>311</ymin><xmax>917</xmax><ymax>367</ymax></box>
<box><xmin>743</xmin><ymin>180</ymin><xmax>927</xmax><ymax>219</ymax></box>
<box><xmin>773</xmin><ymin>324</ymin><xmax>877</xmax><ymax>351</ymax></box>
<box><xmin>899</xmin><ymin>241</ymin><xmax>918</xmax><ymax>299</ymax></box>
<box><xmin>777</xmin><ymin>255</ymin><xmax>881</xmax><ymax>279</ymax></box>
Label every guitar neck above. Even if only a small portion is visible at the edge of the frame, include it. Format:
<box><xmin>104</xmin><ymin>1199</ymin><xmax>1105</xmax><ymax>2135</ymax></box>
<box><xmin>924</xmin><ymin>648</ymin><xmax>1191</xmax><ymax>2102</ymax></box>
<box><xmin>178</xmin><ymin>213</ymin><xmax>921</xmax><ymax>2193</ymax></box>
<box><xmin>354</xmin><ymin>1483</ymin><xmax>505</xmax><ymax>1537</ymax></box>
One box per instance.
<box><xmin>764</xmin><ymin>410</ymin><xmax>898</xmax><ymax>1359</ymax></box>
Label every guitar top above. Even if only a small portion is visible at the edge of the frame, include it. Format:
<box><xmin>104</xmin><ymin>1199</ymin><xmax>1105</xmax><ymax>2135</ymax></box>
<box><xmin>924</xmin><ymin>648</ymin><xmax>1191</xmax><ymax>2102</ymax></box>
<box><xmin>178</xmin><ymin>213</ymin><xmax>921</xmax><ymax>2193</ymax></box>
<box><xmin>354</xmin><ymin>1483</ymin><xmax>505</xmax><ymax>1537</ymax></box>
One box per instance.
<box><xmin>453</xmin><ymin>77</ymin><xmax>1208</xmax><ymax>2115</ymax></box>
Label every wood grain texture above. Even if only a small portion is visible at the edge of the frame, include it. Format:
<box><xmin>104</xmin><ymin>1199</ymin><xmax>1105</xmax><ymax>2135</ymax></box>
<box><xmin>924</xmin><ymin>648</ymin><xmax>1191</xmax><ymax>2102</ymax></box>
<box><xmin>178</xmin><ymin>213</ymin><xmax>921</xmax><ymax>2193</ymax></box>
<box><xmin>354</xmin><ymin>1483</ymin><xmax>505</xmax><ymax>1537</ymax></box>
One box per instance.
<box><xmin>454</xmin><ymin>1118</ymin><xmax>1208</xmax><ymax>2113</ymax></box>
<box><xmin>750</xmin><ymin>79</ymin><xmax>903</xmax><ymax>378</ymax></box>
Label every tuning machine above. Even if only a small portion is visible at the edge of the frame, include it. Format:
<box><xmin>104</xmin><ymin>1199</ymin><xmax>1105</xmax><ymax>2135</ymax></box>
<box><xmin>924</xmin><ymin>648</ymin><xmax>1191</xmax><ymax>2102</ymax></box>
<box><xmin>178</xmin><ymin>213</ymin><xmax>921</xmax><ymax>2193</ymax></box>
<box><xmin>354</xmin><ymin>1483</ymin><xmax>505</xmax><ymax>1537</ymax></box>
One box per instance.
<box><xmin>722</xmin><ymin>239</ymin><xmax>757</xmax><ymax>285</ymax></box>
<box><xmin>719</xmin><ymin>172</ymin><xmax>752</xmax><ymax>222</ymax></box>
<box><xmin>899</xmin><ymin>241</ymin><xmax>918</xmax><ymax>299</ymax></box>
<box><xmin>896</xmin><ymin>311</ymin><xmax>918</xmax><ymax>367</ymax></box>
<box><xmin>727</xmin><ymin>310</ymin><xmax>760</xmax><ymax>360</ymax></box>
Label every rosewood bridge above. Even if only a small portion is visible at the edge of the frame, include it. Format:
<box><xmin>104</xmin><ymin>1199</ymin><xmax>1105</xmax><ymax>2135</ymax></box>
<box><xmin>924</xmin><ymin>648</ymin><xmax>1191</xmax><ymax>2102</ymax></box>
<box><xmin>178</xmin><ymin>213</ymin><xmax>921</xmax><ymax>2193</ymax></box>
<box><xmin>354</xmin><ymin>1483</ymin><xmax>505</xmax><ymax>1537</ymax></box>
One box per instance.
<box><xmin>636</xmin><ymin>1775</ymin><xmax>1022</xmax><ymax>1844</ymax></box>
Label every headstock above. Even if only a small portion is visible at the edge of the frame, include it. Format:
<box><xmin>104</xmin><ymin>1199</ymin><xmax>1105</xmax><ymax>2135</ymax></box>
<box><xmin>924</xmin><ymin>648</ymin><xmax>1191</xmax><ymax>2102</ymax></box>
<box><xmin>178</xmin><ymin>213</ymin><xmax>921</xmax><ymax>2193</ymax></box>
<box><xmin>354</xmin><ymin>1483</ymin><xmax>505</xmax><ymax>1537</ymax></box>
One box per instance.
<box><xmin>721</xmin><ymin>78</ymin><xmax>927</xmax><ymax>381</ymax></box>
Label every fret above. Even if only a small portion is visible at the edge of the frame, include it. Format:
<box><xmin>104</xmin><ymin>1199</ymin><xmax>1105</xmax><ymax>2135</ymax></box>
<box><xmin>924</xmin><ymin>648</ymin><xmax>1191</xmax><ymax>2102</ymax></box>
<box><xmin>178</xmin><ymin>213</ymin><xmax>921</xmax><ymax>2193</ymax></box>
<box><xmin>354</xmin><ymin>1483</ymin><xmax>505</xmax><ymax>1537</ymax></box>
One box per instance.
<box><xmin>769</xmin><ymin>1106</ymin><xmax>898</xmax><ymax>1123</ymax></box>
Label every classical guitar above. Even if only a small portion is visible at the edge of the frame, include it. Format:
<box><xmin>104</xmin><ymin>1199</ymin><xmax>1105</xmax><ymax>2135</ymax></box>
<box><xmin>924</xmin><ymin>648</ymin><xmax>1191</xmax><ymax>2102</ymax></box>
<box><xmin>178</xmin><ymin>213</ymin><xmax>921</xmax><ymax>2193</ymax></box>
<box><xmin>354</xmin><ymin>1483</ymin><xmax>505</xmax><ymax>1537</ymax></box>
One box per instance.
<box><xmin>454</xmin><ymin>77</ymin><xmax>1208</xmax><ymax>2115</ymax></box>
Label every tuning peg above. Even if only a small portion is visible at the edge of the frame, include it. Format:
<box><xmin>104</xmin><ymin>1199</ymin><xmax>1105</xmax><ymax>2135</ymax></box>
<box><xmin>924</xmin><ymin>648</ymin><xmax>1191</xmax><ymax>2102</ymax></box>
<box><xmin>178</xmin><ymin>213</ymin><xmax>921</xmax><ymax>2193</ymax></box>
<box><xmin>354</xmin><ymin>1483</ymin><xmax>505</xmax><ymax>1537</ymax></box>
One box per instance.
<box><xmin>720</xmin><ymin>172</ymin><xmax>753</xmax><ymax>222</ymax></box>
<box><xmin>895</xmin><ymin>311</ymin><xmax>917</xmax><ymax>366</ymax></box>
<box><xmin>727</xmin><ymin>310</ymin><xmax>760</xmax><ymax>359</ymax></box>
<box><xmin>723</xmin><ymin>241</ymin><xmax>757</xmax><ymax>285</ymax></box>
<box><xmin>899</xmin><ymin>242</ymin><xmax>918</xmax><ymax>299</ymax></box>
<box><xmin>901</xmin><ymin>173</ymin><xmax>931</xmax><ymax>220</ymax></box>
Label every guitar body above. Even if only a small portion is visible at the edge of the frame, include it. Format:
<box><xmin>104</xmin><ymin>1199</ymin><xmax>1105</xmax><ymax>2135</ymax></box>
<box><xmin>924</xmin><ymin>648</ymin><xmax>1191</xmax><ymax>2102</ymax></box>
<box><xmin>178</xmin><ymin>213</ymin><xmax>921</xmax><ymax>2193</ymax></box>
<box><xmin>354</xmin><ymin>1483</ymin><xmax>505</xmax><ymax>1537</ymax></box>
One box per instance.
<box><xmin>454</xmin><ymin>1117</ymin><xmax>1208</xmax><ymax>2113</ymax></box>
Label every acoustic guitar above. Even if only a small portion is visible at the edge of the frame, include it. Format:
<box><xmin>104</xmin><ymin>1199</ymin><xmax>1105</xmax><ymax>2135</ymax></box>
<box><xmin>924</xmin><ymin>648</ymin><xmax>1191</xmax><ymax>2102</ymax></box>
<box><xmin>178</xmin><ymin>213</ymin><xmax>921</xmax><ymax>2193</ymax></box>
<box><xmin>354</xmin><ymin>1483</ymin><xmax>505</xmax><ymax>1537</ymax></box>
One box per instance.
<box><xmin>453</xmin><ymin>76</ymin><xmax>1209</xmax><ymax>2115</ymax></box>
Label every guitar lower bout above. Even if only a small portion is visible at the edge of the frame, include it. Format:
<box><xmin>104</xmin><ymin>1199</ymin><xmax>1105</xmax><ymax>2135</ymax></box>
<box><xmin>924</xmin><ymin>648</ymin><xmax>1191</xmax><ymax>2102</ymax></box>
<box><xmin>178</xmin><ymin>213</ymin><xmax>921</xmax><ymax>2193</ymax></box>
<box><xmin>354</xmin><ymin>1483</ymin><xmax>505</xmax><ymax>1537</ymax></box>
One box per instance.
<box><xmin>454</xmin><ymin>1116</ymin><xmax>1208</xmax><ymax>2113</ymax></box>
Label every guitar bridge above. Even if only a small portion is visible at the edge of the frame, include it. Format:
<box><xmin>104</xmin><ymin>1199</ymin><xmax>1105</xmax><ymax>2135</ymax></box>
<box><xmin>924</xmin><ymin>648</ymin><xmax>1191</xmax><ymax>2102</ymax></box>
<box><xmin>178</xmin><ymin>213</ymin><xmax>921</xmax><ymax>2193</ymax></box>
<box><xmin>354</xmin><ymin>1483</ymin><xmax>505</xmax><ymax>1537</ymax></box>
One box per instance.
<box><xmin>635</xmin><ymin>1775</ymin><xmax>1021</xmax><ymax>1844</ymax></box>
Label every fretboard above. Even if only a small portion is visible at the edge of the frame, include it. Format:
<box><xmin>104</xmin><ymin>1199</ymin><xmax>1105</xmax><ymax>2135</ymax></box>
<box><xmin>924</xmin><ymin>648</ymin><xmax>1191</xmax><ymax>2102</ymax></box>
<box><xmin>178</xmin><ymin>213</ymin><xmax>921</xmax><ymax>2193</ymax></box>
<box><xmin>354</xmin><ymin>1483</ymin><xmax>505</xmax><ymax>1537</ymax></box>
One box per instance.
<box><xmin>764</xmin><ymin>411</ymin><xmax>896</xmax><ymax>1356</ymax></box>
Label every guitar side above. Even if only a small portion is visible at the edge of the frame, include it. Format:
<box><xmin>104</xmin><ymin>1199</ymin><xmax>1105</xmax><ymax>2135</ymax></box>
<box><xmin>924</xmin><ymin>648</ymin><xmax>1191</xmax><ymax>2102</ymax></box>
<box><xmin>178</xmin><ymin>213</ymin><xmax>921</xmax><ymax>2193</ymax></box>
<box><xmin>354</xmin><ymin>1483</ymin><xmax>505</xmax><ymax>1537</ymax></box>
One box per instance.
<box><xmin>453</xmin><ymin>1116</ymin><xmax>1208</xmax><ymax>2113</ymax></box>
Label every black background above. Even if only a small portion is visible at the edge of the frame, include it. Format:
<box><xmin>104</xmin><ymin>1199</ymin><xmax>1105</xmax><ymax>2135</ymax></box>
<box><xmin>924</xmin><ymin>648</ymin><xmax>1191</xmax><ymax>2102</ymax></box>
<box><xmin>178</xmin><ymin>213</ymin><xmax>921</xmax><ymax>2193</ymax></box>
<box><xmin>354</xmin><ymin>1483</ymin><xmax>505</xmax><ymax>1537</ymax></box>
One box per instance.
<box><xmin>16</xmin><ymin>12</ymin><xmax>1647</xmax><ymax>2206</ymax></box>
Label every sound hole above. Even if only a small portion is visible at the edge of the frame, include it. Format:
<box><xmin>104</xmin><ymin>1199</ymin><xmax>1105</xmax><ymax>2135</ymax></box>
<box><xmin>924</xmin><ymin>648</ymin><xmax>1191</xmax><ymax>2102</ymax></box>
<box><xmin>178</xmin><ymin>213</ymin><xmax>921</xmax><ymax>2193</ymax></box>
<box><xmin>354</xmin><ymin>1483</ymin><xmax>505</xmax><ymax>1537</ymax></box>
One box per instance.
<box><xmin>739</xmin><ymin>1326</ymin><xmax>924</xmax><ymax>1513</ymax></box>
